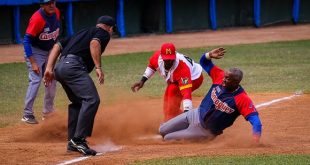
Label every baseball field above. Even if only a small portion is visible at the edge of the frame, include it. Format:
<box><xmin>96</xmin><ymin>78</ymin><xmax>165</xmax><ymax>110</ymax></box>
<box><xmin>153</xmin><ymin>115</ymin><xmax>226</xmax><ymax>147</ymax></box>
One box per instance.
<box><xmin>0</xmin><ymin>24</ymin><xmax>310</xmax><ymax>164</ymax></box>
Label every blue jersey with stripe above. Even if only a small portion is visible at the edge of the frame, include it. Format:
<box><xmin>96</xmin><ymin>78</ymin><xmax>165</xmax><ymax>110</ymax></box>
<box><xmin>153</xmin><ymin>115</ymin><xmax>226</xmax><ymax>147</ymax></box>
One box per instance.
<box><xmin>198</xmin><ymin>54</ymin><xmax>258</xmax><ymax>135</ymax></box>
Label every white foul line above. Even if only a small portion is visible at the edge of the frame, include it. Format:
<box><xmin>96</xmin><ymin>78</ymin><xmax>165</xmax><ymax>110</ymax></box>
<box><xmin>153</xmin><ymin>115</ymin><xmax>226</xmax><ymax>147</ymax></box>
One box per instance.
<box><xmin>57</xmin><ymin>156</ymin><xmax>91</xmax><ymax>165</ymax></box>
<box><xmin>256</xmin><ymin>94</ymin><xmax>299</xmax><ymax>109</ymax></box>
<box><xmin>57</xmin><ymin>153</ymin><xmax>104</xmax><ymax>165</ymax></box>
<box><xmin>56</xmin><ymin>93</ymin><xmax>300</xmax><ymax>165</ymax></box>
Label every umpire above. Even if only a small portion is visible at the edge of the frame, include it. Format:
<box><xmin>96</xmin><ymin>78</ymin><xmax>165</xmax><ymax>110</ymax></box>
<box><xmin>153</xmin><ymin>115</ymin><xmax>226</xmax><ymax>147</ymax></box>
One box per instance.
<box><xmin>43</xmin><ymin>15</ymin><xmax>116</xmax><ymax>156</ymax></box>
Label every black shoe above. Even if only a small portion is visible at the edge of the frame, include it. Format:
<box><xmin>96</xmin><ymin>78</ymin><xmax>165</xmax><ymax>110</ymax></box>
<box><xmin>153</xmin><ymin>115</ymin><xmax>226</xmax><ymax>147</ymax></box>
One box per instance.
<box><xmin>21</xmin><ymin>115</ymin><xmax>39</xmax><ymax>124</ymax></box>
<box><xmin>69</xmin><ymin>138</ymin><xmax>97</xmax><ymax>156</ymax></box>
<box><xmin>67</xmin><ymin>141</ymin><xmax>78</xmax><ymax>152</ymax></box>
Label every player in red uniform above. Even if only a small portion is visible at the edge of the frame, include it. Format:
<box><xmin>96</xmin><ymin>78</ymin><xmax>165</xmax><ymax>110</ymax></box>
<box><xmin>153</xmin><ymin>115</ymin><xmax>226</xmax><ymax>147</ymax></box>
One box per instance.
<box><xmin>131</xmin><ymin>43</ymin><xmax>204</xmax><ymax>121</ymax></box>
<box><xmin>159</xmin><ymin>47</ymin><xmax>262</xmax><ymax>143</ymax></box>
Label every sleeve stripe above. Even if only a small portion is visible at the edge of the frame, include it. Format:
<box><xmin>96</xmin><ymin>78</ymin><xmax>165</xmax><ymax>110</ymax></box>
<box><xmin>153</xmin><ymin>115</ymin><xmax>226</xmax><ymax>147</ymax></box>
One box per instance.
<box><xmin>92</xmin><ymin>38</ymin><xmax>101</xmax><ymax>44</ymax></box>
<box><xmin>57</xmin><ymin>42</ymin><xmax>63</xmax><ymax>50</ymax></box>
<box><xmin>179</xmin><ymin>84</ymin><xmax>192</xmax><ymax>90</ymax></box>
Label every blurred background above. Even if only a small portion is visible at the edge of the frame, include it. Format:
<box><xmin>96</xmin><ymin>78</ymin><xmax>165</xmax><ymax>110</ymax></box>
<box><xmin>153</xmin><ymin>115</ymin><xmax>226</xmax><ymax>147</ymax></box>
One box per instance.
<box><xmin>1</xmin><ymin>0</ymin><xmax>310</xmax><ymax>44</ymax></box>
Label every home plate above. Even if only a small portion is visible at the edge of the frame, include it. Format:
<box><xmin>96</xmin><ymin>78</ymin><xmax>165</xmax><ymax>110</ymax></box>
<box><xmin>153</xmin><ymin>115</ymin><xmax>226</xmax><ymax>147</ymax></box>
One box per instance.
<box><xmin>137</xmin><ymin>135</ymin><xmax>162</xmax><ymax>140</ymax></box>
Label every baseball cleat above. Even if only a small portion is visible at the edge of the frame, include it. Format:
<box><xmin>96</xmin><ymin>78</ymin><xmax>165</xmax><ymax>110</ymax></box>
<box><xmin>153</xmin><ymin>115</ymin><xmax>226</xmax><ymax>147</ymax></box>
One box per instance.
<box><xmin>21</xmin><ymin>115</ymin><xmax>39</xmax><ymax>124</ymax></box>
<box><xmin>67</xmin><ymin>141</ymin><xmax>78</xmax><ymax>152</ymax></box>
<box><xmin>69</xmin><ymin>138</ymin><xmax>97</xmax><ymax>156</ymax></box>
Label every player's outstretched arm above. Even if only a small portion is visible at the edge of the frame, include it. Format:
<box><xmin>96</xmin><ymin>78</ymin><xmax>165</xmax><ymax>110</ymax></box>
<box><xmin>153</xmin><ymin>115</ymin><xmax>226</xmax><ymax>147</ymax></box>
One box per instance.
<box><xmin>247</xmin><ymin>114</ymin><xmax>262</xmax><ymax>143</ymax></box>
<box><xmin>207</xmin><ymin>47</ymin><xmax>226</xmax><ymax>59</ymax></box>
<box><xmin>131</xmin><ymin>76</ymin><xmax>148</xmax><ymax>92</ymax></box>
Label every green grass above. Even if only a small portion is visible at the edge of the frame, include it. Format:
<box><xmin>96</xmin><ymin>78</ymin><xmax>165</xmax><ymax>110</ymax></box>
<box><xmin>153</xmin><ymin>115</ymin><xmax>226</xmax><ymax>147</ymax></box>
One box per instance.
<box><xmin>131</xmin><ymin>154</ymin><xmax>310</xmax><ymax>165</ymax></box>
<box><xmin>102</xmin><ymin>39</ymin><xmax>310</xmax><ymax>95</ymax></box>
<box><xmin>0</xmin><ymin>40</ymin><xmax>309</xmax><ymax>127</ymax></box>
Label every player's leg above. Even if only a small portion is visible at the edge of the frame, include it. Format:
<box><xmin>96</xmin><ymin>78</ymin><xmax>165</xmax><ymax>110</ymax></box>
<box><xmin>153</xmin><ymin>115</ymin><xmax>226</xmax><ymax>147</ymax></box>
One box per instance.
<box><xmin>163</xmin><ymin>83</ymin><xmax>183</xmax><ymax>121</ymax></box>
<box><xmin>159</xmin><ymin>112</ymin><xmax>189</xmax><ymax>137</ymax></box>
<box><xmin>163</xmin><ymin>109</ymin><xmax>214</xmax><ymax>140</ymax></box>
<box><xmin>22</xmin><ymin>52</ymin><xmax>46</xmax><ymax>123</ymax></box>
<box><xmin>23</xmin><ymin>57</ymin><xmax>41</xmax><ymax>116</ymax></box>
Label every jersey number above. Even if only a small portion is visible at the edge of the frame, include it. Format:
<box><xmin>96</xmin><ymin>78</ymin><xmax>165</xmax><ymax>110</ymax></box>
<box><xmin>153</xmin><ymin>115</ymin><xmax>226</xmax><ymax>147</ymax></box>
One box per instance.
<box><xmin>184</xmin><ymin>55</ymin><xmax>193</xmax><ymax>66</ymax></box>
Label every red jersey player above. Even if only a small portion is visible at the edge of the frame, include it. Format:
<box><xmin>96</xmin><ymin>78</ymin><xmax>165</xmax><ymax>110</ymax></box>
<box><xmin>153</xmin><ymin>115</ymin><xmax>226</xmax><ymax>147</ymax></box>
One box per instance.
<box><xmin>131</xmin><ymin>43</ymin><xmax>203</xmax><ymax>121</ymax></box>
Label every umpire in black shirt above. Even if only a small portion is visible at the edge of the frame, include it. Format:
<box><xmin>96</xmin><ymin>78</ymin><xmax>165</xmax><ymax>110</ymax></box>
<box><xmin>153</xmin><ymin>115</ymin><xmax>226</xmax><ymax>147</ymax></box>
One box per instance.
<box><xmin>43</xmin><ymin>15</ymin><xmax>116</xmax><ymax>156</ymax></box>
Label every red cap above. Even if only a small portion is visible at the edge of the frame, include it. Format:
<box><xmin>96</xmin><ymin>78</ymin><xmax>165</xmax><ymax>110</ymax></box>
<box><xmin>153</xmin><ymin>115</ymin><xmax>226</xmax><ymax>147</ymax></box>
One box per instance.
<box><xmin>160</xmin><ymin>43</ymin><xmax>176</xmax><ymax>60</ymax></box>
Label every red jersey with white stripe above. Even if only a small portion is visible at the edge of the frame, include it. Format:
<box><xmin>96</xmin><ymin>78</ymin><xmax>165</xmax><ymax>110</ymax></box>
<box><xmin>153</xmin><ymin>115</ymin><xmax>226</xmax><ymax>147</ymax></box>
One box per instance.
<box><xmin>143</xmin><ymin>50</ymin><xmax>202</xmax><ymax>103</ymax></box>
<box><xmin>143</xmin><ymin>51</ymin><xmax>202</xmax><ymax>83</ymax></box>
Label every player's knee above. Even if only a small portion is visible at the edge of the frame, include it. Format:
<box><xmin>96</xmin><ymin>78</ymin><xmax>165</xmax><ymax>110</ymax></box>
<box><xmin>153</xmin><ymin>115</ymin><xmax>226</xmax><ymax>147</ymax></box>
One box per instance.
<box><xmin>163</xmin><ymin>134</ymin><xmax>177</xmax><ymax>141</ymax></box>
<box><xmin>89</xmin><ymin>95</ymin><xmax>100</xmax><ymax>107</ymax></box>
<box><xmin>93</xmin><ymin>97</ymin><xmax>100</xmax><ymax>106</ymax></box>
<box><xmin>158</xmin><ymin>124</ymin><xmax>168</xmax><ymax>137</ymax></box>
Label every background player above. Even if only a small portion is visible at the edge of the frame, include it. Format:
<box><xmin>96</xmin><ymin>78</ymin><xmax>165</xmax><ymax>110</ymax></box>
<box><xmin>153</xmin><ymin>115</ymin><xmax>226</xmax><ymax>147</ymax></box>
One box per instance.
<box><xmin>22</xmin><ymin>0</ymin><xmax>60</xmax><ymax>124</ymax></box>
<box><xmin>131</xmin><ymin>43</ymin><xmax>203</xmax><ymax>121</ymax></box>
<box><xmin>159</xmin><ymin>47</ymin><xmax>262</xmax><ymax>143</ymax></box>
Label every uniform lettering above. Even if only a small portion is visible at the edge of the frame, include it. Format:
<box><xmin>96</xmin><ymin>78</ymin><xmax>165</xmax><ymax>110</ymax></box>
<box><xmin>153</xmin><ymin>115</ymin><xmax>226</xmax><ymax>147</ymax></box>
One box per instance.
<box><xmin>183</xmin><ymin>55</ymin><xmax>193</xmax><ymax>66</ymax></box>
<box><xmin>166</xmin><ymin>48</ymin><xmax>172</xmax><ymax>55</ymax></box>
<box><xmin>39</xmin><ymin>28</ymin><xmax>59</xmax><ymax>41</ymax></box>
<box><xmin>211</xmin><ymin>88</ymin><xmax>235</xmax><ymax>114</ymax></box>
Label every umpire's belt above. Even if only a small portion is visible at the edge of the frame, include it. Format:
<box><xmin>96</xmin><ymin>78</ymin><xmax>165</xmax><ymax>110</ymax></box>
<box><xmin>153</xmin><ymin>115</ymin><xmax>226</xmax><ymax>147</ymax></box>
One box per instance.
<box><xmin>61</xmin><ymin>54</ymin><xmax>84</xmax><ymax>63</ymax></box>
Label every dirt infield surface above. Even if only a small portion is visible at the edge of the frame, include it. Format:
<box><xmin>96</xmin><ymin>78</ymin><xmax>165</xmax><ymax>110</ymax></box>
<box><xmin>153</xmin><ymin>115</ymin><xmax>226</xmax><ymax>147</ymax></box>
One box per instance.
<box><xmin>0</xmin><ymin>25</ymin><xmax>310</xmax><ymax>164</ymax></box>
<box><xmin>1</xmin><ymin>94</ymin><xmax>310</xmax><ymax>164</ymax></box>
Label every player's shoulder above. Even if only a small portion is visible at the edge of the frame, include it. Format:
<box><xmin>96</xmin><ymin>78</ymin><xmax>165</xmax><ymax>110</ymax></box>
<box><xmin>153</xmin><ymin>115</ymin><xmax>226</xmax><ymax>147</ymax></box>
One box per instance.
<box><xmin>150</xmin><ymin>50</ymin><xmax>161</xmax><ymax>59</ymax></box>
<box><xmin>30</xmin><ymin>9</ymin><xmax>44</xmax><ymax>21</ymax></box>
<box><xmin>174</xmin><ymin>60</ymin><xmax>190</xmax><ymax>76</ymax></box>
<box><xmin>235</xmin><ymin>88</ymin><xmax>253</xmax><ymax>103</ymax></box>
<box><xmin>92</xmin><ymin>27</ymin><xmax>110</xmax><ymax>37</ymax></box>
<box><xmin>55</xmin><ymin>8</ymin><xmax>61</xmax><ymax>20</ymax></box>
<box><xmin>177</xmin><ymin>59</ymin><xmax>190</xmax><ymax>69</ymax></box>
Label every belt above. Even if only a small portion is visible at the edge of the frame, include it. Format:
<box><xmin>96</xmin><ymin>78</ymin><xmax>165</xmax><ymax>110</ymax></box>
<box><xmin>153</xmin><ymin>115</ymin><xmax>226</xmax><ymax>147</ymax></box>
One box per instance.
<box><xmin>60</xmin><ymin>54</ymin><xmax>85</xmax><ymax>66</ymax></box>
<box><xmin>61</xmin><ymin>54</ymin><xmax>83</xmax><ymax>62</ymax></box>
<box><xmin>65</xmin><ymin>54</ymin><xmax>82</xmax><ymax>59</ymax></box>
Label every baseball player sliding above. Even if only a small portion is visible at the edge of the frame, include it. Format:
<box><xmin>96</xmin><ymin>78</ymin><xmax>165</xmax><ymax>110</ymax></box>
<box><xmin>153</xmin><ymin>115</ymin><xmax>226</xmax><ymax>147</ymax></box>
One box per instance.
<box><xmin>159</xmin><ymin>48</ymin><xmax>262</xmax><ymax>143</ymax></box>
<box><xmin>131</xmin><ymin>43</ymin><xmax>203</xmax><ymax>121</ymax></box>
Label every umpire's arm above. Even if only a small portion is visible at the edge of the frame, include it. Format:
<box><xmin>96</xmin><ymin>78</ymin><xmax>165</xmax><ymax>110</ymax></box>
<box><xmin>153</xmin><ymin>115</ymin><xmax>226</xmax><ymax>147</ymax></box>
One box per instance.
<box><xmin>90</xmin><ymin>39</ymin><xmax>104</xmax><ymax>84</ymax></box>
<box><xmin>90</xmin><ymin>39</ymin><xmax>102</xmax><ymax>69</ymax></box>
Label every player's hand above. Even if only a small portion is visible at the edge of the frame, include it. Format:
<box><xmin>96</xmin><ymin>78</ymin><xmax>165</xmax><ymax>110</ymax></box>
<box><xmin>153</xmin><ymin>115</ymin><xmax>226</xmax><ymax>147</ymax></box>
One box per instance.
<box><xmin>96</xmin><ymin>68</ymin><xmax>104</xmax><ymax>85</ymax></box>
<box><xmin>31</xmin><ymin>62</ymin><xmax>40</xmax><ymax>74</ymax></box>
<box><xmin>253</xmin><ymin>134</ymin><xmax>261</xmax><ymax>143</ymax></box>
<box><xmin>209</xmin><ymin>47</ymin><xmax>226</xmax><ymax>59</ymax></box>
<box><xmin>43</xmin><ymin>69</ymin><xmax>54</xmax><ymax>87</ymax></box>
<box><xmin>131</xmin><ymin>81</ymin><xmax>144</xmax><ymax>92</ymax></box>
<box><xmin>28</xmin><ymin>56</ymin><xmax>40</xmax><ymax>74</ymax></box>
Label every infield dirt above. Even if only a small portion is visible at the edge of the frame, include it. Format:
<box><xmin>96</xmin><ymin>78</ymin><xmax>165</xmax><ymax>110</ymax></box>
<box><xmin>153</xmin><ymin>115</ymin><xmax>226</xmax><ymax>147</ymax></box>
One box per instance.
<box><xmin>0</xmin><ymin>24</ymin><xmax>309</xmax><ymax>164</ymax></box>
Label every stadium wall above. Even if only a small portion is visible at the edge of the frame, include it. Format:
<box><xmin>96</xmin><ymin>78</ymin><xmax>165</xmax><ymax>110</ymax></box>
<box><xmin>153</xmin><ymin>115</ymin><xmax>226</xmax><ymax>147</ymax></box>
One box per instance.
<box><xmin>0</xmin><ymin>0</ymin><xmax>309</xmax><ymax>44</ymax></box>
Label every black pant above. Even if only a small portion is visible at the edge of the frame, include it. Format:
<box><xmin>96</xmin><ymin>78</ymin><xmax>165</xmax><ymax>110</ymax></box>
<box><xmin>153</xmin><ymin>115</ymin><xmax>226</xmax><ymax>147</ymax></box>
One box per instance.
<box><xmin>54</xmin><ymin>55</ymin><xmax>100</xmax><ymax>140</ymax></box>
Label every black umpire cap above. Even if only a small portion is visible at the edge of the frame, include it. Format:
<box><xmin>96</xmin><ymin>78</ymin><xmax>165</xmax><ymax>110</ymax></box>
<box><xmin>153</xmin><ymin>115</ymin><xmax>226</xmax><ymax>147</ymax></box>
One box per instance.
<box><xmin>97</xmin><ymin>15</ymin><xmax>117</xmax><ymax>31</ymax></box>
